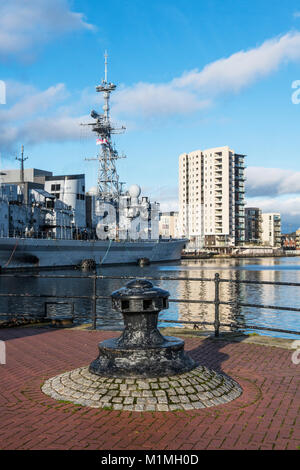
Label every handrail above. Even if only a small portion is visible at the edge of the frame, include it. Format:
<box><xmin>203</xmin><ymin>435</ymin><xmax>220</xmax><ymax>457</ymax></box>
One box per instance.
<box><xmin>0</xmin><ymin>272</ymin><xmax>299</xmax><ymax>337</ymax></box>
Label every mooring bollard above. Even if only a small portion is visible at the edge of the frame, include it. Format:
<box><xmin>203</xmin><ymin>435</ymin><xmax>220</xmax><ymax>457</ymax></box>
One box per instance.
<box><xmin>89</xmin><ymin>279</ymin><xmax>196</xmax><ymax>378</ymax></box>
<box><xmin>42</xmin><ymin>278</ymin><xmax>242</xmax><ymax>411</ymax></box>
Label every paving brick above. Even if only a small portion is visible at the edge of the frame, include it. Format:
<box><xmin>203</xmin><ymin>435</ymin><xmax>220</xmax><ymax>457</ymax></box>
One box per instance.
<box><xmin>0</xmin><ymin>327</ymin><xmax>299</xmax><ymax>450</ymax></box>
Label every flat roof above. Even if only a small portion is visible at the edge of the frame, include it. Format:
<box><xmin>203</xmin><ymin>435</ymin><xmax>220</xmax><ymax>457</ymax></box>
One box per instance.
<box><xmin>45</xmin><ymin>174</ymin><xmax>85</xmax><ymax>181</ymax></box>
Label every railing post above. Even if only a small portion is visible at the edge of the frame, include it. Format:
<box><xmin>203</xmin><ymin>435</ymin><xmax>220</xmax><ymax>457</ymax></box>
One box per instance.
<box><xmin>214</xmin><ymin>273</ymin><xmax>220</xmax><ymax>337</ymax></box>
<box><xmin>92</xmin><ymin>274</ymin><xmax>97</xmax><ymax>330</ymax></box>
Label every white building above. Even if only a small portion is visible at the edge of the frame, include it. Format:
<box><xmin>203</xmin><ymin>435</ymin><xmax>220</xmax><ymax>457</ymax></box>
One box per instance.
<box><xmin>178</xmin><ymin>146</ymin><xmax>245</xmax><ymax>249</ymax></box>
<box><xmin>159</xmin><ymin>211</ymin><xmax>179</xmax><ymax>239</ymax></box>
<box><xmin>44</xmin><ymin>174</ymin><xmax>86</xmax><ymax>228</ymax></box>
<box><xmin>261</xmin><ymin>213</ymin><xmax>281</xmax><ymax>247</ymax></box>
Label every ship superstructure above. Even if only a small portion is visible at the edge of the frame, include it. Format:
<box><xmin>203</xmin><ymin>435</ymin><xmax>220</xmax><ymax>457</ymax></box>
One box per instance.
<box><xmin>83</xmin><ymin>53</ymin><xmax>160</xmax><ymax>242</ymax></box>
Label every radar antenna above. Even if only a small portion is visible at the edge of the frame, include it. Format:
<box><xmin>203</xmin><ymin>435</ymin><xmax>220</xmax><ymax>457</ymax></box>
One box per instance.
<box><xmin>82</xmin><ymin>51</ymin><xmax>126</xmax><ymax>201</ymax></box>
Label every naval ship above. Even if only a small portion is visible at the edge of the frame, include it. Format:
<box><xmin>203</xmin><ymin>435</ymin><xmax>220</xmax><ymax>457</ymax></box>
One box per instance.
<box><xmin>0</xmin><ymin>54</ymin><xmax>186</xmax><ymax>269</ymax></box>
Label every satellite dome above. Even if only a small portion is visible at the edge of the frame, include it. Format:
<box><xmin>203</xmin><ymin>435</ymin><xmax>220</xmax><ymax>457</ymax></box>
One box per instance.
<box><xmin>128</xmin><ymin>184</ymin><xmax>141</xmax><ymax>198</ymax></box>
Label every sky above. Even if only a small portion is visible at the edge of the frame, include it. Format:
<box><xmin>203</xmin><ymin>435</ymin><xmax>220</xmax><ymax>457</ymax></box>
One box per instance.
<box><xmin>1</xmin><ymin>0</ymin><xmax>300</xmax><ymax>232</ymax></box>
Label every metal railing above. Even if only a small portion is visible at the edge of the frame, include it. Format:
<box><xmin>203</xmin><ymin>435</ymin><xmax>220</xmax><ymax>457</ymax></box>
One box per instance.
<box><xmin>0</xmin><ymin>272</ymin><xmax>299</xmax><ymax>337</ymax></box>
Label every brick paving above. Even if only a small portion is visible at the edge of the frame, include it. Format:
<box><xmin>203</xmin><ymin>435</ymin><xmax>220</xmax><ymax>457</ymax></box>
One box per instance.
<box><xmin>0</xmin><ymin>327</ymin><xmax>299</xmax><ymax>450</ymax></box>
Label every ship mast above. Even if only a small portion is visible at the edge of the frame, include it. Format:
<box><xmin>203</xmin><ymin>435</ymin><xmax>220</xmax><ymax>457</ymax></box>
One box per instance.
<box><xmin>84</xmin><ymin>51</ymin><xmax>126</xmax><ymax>201</ymax></box>
<box><xmin>16</xmin><ymin>145</ymin><xmax>28</xmax><ymax>184</ymax></box>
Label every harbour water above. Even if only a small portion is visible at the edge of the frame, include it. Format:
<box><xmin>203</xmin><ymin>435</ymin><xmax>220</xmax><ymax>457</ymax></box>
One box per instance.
<box><xmin>0</xmin><ymin>256</ymin><xmax>300</xmax><ymax>339</ymax></box>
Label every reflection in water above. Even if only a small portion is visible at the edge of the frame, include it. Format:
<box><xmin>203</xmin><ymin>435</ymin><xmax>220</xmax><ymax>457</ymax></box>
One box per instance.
<box><xmin>0</xmin><ymin>257</ymin><xmax>300</xmax><ymax>338</ymax></box>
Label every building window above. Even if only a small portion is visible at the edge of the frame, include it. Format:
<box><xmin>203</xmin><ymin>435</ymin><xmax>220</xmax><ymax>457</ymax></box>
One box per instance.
<box><xmin>51</xmin><ymin>184</ymin><xmax>60</xmax><ymax>191</ymax></box>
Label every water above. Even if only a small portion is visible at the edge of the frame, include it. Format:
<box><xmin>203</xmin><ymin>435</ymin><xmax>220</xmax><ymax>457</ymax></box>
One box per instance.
<box><xmin>0</xmin><ymin>256</ymin><xmax>300</xmax><ymax>339</ymax></box>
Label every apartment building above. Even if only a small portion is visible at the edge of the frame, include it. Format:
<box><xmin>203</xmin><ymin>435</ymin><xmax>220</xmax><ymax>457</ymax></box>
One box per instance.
<box><xmin>159</xmin><ymin>211</ymin><xmax>179</xmax><ymax>239</ymax></box>
<box><xmin>178</xmin><ymin>146</ymin><xmax>245</xmax><ymax>248</ymax></box>
<box><xmin>245</xmin><ymin>207</ymin><xmax>262</xmax><ymax>244</ymax></box>
<box><xmin>296</xmin><ymin>228</ymin><xmax>300</xmax><ymax>250</ymax></box>
<box><xmin>261</xmin><ymin>213</ymin><xmax>281</xmax><ymax>247</ymax></box>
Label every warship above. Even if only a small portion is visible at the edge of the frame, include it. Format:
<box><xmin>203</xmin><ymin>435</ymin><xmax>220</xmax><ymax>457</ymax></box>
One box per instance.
<box><xmin>0</xmin><ymin>54</ymin><xmax>186</xmax><ymax>269</ymax></box>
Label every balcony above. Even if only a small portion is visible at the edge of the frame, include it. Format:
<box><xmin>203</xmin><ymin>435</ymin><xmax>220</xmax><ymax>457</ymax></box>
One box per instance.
<box><xmin>235</xmin><ymin>163</ymin><xmax>245</xmax><ymax>169</ymax></box>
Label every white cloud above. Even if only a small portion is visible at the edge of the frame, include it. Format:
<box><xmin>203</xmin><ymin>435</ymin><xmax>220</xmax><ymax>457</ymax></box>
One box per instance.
<box><xmin>113</xmin><ymin>83</ymin><xmax>210</xmax><ymax>117</ymax></box>
<box><xmin>172</xmin><ymin>32</ymin><xmax>300</xmax><ymax>93</ymax></box>
<box><xmin>113</xmin><ymin>31</ymin><xmax>300</xmax><ymax>118</ymax></box>
<box><xmin>246</xmin><ymin>166</ymin><xmax>300</xmax><ymax>197</ymax></box>
<box><xmin>0</xmin><ymin>0</ymin><xmax>95</xmax><ymax>59</ymax></box>
<box><xmin>247</xmin><ymin>196</ymin><xmax>300</xmax><ymax>216</ymax></box>
<box><xmin>0</xmin><ymin>81</ymin><xmax>92</xmax><ymax>150</ymax></box>
<box><xmin>1</xmin><ymin>82</ymin><xmax>68</xmax><ymax>122</ymax></box>
<box><xmin>3</xmin><ymin>30</ymin><xmax>300</xmax><ymax>150</ymax></box>
<box><xmin>142</xmin><ymin>185</ymin><xmax>179</xmax><ymax>212</ymax></box>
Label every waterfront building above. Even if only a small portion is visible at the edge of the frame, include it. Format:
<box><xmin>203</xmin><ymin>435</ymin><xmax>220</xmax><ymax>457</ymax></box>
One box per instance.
<box><xmin>296</xmin><ymin>229</ymin><xmax>300</xmax><ymax>250</ymax></box>
<box><xmin>281</xmin><ymin>233</ymin><xmax>296</xmax><ymax>250</ymax></box>
<box><xmin>245</xmin><ymin>207</ymin><xmax>262</xmax><ymax>244</ymax></box>
<box><xmin>178</xmin><ymin>146</ymin><xmax>245</xmax><ymax>249</ymax></box>
<box><xmin>261</xmin><ymin>213</ymin><xmax>281</xmax><ymax>247</ymax></box>
<box><xmin>159</xmin><ymin>211</ymin><xmax>179</xmax><ymax>239</ymax></box>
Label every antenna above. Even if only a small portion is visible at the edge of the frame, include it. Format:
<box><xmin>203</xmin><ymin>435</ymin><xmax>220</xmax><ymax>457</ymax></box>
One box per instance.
<box><xmin>82</xmin><ymin>52</ymin><xmax>126</xmax><ymax>201</ymax></box>
<box><xmin>104</xmin><ymin>50</ymin><xmax>108</xmax><ymax>83</ymax></box>
<box><xmin>16</xmin><ymin>145</ymin><xmax>28</xmax><ymax>184</ymax></box>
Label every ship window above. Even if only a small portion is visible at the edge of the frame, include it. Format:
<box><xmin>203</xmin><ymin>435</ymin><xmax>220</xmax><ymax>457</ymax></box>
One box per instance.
<box><xmin>51</xmin><ymin>184</ymin><xmax>60</xmax><ymax>191</ymax></box>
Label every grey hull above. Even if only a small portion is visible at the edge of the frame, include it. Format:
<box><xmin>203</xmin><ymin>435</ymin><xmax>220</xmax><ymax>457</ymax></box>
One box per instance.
<box><xmin>0</xmin><ymin>238</ymin><xmax>186</xmax><ymax>269</ymax></box>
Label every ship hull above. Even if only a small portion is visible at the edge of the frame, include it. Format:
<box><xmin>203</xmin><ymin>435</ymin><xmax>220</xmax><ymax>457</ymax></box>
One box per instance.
<box><xmin>0</xmin><ymin>238</ymin><xmax>186</xmax><ymax>270</ymax></box>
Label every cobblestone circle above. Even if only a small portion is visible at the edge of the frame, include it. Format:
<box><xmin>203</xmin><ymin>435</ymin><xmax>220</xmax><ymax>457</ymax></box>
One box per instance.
<box><xmin>41</xmin><ymin>365</ymin><xmax>242</xmax><ymax>412</ymax></box>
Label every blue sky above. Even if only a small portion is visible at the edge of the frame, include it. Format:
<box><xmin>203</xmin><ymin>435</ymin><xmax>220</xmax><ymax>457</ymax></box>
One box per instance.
<box><xmin>1</xmin><ymin>0</ymin><xmax>300</xmax><ymax>231</ymax></box>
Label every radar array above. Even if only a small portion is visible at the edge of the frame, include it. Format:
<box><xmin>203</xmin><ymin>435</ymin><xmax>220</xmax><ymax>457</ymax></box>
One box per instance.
<box><xmin>83</xmin><ymin>52</ymin><xmax>126</xmax><ymax>201</ymax></box>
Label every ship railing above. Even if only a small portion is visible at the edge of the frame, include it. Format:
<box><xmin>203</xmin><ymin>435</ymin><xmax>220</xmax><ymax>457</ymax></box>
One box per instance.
<box><xmin>0</xmin><ymin>233</ymin><xmax>184</xmax><ymax>242</ymax></box>
<box><xmin>0</xmin><ymin>273</ymin><xmax>299</xmax><ymax>338</ymax></box>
